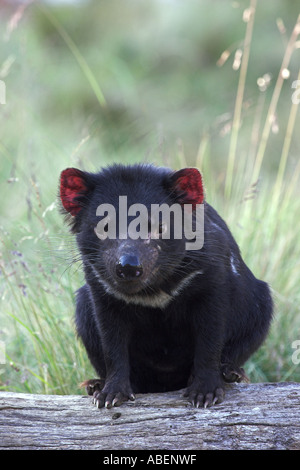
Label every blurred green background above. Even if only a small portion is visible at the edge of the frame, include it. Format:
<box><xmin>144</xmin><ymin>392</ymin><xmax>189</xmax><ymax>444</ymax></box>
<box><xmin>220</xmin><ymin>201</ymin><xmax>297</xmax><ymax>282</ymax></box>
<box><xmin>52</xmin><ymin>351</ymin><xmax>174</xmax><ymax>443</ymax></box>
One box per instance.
<box><xmin>0</xmin><ymin>0</ymin><xmax>300</xmax><ymax>394</ymax></box>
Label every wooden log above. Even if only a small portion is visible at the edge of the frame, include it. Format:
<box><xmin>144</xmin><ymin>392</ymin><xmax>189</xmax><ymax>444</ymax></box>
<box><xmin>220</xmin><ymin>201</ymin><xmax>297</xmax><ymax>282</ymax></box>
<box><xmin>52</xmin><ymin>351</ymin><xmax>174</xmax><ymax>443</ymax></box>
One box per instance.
<box><xmin>1</xmin><ymin>382</ymin><xmax>300</xmax><ymax>450</ymax></box>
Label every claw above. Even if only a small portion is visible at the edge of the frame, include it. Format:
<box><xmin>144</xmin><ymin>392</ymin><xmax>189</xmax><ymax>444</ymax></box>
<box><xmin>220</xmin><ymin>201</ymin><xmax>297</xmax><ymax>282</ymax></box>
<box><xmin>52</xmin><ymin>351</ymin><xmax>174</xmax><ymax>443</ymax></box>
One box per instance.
<box><xmin>213</xmin><ymin>396</ymin><xmax>219</xmax><ymax>405</ymax></box>
<box><xmin>185</xmin><ymin>383</ymin><xmax>225</xmax><ymax>408</ymax></box>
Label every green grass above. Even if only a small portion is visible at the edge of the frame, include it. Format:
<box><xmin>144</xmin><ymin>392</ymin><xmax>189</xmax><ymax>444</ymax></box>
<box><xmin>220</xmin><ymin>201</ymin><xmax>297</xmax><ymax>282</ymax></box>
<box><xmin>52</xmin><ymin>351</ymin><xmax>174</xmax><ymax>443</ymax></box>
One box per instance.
<box><xmin>0</xmin><ymin>0</ymin><xmax>300</xmax><ymax>394</ymax></box>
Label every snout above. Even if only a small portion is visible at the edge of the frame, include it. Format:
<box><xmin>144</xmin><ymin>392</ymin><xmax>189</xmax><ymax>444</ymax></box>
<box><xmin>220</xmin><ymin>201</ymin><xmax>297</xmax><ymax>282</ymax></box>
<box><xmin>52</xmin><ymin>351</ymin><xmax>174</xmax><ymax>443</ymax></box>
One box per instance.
<box><xmin>116</xmin><ymin>254</ymin><xmax>143</xmax><ymax>280</ymax></box>
<box><xmin>101</xmin><ymin>240</ymin><xmax>159</xmax><ymax>295</ymax></box>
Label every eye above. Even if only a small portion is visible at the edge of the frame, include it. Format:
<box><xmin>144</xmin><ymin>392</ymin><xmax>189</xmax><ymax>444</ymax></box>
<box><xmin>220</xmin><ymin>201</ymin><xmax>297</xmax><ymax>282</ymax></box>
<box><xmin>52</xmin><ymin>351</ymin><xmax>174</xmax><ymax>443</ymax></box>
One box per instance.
<box><xmin>149</xmin><ymin>221</ymin><xmax>168</xmax><ymax>238</ymax></box>
<box><xmin>158</xmin><ymin>223</ymin><xmax>167</xmax><ymax>235</ymax></box>
<box><xmin>94</xmin><ymin>216</ymin><xmax>112</xmax><ymax>240</ymax></box>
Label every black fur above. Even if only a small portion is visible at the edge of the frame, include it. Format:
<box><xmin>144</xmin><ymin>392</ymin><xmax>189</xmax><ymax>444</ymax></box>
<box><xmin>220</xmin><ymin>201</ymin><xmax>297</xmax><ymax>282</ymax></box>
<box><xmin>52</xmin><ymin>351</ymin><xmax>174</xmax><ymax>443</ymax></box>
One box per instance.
<box><xmin>59</xmin><ymin>163</ymin><xmax>273</xmax><ymax>408</ymax></box>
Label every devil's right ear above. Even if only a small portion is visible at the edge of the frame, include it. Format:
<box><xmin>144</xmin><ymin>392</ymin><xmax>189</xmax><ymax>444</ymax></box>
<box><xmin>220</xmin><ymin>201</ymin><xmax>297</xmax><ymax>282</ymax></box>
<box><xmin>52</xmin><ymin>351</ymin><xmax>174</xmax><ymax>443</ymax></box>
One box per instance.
<box><xmin>60</xmin><ymin>168</ymin><xmax>93</xmax><ymax>216</ymax></box>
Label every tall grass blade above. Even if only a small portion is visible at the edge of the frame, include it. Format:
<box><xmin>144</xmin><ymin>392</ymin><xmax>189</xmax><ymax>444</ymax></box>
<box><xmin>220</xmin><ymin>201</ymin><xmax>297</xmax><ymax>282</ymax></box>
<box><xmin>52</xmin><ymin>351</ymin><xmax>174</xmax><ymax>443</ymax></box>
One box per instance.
<box><xmin>38</xmin><ymin>4</ymin><xmax>107</xmax><ymax>108</ymax></box>
<box><xmin>225</xmin><ymin>0</ymin><xmax>257</xmax><ymax>199</ymax></box>
<box><xmin>252</xmin><ymin>15</ymin><xmax>300</xmax><ymax>183</ymax></box>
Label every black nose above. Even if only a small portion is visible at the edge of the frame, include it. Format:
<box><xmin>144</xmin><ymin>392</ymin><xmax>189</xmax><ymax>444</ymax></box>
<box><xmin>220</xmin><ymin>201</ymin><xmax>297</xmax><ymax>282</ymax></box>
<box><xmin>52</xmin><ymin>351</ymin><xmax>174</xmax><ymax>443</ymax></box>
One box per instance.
<box><xmin>116</xmin><ymin>254</ymin><xmax>143</xmax><ymax>280</ymax></box>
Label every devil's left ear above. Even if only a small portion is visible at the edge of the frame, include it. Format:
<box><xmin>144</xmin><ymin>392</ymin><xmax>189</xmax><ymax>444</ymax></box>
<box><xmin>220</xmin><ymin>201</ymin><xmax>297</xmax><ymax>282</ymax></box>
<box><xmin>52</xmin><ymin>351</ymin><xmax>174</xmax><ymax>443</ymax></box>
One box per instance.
<box><xmin>169</xmin><ymin>168</ymin><xmax>205</xmax><ymax>206</ymax></box>
<box><xmin>60</xmin><ymin>168</ymin><xmax>92</xmax><ymax>216</ymax></box>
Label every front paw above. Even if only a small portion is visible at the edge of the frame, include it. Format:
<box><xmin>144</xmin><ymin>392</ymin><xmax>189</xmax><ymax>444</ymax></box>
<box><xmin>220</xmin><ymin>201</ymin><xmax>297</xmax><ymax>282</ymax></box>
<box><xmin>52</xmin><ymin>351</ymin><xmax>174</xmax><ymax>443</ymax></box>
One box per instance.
<box><xmin>81</xmin><ymin>378</ymin><xmax>105</xmax><ymax>396</ymax></box>
<box><xmin>92</xmin><ymin>381</ymin><xmax>135</xmax><ymax>409</ymax></box>
<box><xmin>221</xmin><ymin>363</ymin><xmax>249</xmax><ymax>383</ymax></box>
<box><xmin>184</xmin><ymin>374</ymin><xmax>225</xmax><ymax>408</ymax></box>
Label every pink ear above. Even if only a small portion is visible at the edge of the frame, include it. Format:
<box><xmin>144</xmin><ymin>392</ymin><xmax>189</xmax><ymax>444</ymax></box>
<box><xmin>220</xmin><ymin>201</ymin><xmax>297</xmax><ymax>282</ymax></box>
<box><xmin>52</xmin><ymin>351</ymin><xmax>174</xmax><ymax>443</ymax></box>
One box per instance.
<box><xmin>60</xmin><ymin>168</ymin><xmax>88</xmax><ymax>216</ymax></box>
<box><xmin>171</xmin><ymin>168</ymin><xmax>204</xmax><ymax>206</ymax></box>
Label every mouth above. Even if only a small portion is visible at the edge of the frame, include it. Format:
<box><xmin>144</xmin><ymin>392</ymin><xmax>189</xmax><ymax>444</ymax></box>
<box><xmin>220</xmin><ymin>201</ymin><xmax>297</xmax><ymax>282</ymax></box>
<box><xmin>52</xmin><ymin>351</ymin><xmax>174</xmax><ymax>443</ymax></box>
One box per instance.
<box><xmin>113</xmin><ymin>277</ymin><xmax>146</xmax><ymax>295</ymax></box>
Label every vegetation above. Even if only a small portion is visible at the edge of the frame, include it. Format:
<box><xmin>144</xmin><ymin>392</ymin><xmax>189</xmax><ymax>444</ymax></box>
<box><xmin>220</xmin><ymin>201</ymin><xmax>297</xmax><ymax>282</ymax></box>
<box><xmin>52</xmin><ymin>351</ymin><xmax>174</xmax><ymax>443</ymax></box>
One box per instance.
<box><xmin>0</xmin><ymin>0</ymin><xmax>299</xmax><ymax>394</ymax></box>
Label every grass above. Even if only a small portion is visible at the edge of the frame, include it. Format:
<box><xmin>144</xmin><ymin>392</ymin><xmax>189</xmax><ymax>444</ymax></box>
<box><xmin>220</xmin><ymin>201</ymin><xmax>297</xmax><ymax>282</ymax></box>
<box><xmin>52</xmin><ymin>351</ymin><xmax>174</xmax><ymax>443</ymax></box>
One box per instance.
<box><xmin>0</xmin><ymin>0</ymin><xmax>300</xmax><ymax>395</ymax></box>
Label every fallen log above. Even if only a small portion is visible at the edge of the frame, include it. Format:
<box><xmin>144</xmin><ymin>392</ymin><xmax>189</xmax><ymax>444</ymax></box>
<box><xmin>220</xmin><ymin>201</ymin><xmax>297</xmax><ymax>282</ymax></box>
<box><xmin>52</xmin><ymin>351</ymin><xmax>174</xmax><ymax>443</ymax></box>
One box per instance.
<box><xmin>1</xmin><ymin>382</ymin><xmax>300</xmax><ymax>450</ymax></box>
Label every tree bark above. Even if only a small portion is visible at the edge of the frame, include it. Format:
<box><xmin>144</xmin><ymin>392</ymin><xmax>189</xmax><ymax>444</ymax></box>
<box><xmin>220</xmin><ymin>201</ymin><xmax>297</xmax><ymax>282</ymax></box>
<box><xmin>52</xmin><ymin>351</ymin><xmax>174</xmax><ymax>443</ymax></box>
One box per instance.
<box><xmin>1</xmin><ymin>382</ymin><xmax>300</xmax><ymax>450</ymax></box>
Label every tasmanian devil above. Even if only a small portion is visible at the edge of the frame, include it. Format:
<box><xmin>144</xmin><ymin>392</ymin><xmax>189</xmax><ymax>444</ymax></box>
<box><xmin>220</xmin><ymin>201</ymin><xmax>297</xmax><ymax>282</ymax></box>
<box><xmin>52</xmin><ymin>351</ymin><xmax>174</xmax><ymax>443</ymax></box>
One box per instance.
<box><xmin>59</xmin><ymin>163</ymin><xmax>273</xmax><ymax>408</ymax></box>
